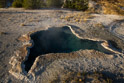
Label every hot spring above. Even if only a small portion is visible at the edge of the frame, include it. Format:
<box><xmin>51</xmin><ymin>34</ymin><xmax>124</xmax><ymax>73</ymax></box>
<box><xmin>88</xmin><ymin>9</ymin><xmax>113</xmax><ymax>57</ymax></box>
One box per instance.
<box><xmin>24</xmin><ymin>26</ymin><xmax>113</xmax><ymax>72</ymax></box>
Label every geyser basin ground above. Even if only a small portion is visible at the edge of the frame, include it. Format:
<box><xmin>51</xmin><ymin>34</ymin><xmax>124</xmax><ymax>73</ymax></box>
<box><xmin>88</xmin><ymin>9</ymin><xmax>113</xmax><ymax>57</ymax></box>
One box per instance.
<box><xmin>24</xmin><ymin>26</ymin><xmax>113</xmax><ymax>72</ymax></box>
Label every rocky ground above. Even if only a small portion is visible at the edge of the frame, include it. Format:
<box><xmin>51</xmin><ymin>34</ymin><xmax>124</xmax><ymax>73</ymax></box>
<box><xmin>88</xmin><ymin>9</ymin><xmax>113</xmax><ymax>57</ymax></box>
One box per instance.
<box><xmin>0</xmin><ymin>8</ymin><xmax>124</xmax><ymax>83</ymax></box>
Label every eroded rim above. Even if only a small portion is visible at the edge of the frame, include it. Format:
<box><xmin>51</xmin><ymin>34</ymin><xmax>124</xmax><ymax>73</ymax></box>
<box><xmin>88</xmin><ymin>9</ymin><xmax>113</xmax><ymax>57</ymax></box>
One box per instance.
<box><xmin>9</xmin><ymin>25</ymin><xmax>122</xmax><ymax>81</ymax></box>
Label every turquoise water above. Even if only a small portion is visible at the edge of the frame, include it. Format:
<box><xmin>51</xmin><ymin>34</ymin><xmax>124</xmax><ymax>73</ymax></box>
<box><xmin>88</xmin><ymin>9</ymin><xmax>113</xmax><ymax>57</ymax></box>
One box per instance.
<box><xmin>24</xmin><ymin>26</ymin><xmax>112</xmax><ymax>72</ymax></box>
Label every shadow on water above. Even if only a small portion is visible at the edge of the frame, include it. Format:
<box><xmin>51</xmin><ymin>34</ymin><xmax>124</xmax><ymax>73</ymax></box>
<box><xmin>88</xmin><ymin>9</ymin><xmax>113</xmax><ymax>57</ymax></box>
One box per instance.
<box><xmin>24</xmin><ymin>26</ymin><xmax>113</xmax><ymax>72</ymax></box>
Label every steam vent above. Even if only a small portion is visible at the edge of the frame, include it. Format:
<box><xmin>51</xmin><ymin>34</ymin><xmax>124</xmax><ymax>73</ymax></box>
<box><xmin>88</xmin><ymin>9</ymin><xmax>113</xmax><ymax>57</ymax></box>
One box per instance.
<box><xmin>9</xmin><ymin>26</ymin><xmax>124</xmax><ymax>82</ymax></box>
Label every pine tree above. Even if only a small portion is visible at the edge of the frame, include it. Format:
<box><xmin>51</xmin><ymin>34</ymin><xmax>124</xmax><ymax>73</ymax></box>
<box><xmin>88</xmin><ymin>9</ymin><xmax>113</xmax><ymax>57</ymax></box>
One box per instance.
<box><xmin>63</xmin><ymin>0</ymin><xmax>89</xmax><ymax>11</ymax></box>
<box><xmin>23</xmin><ymin>0</ymin><xmax>42</xmax><ymax>9</ymax></box>
<box><xmin>0</xmin><ymin>0</ymin><xmax>7</xmax><ymax>8</ymax></box>
<box><xmin>12</xmin><ymin>0</ymin><xmax>23</xmax><ymax>8</ymax></box>
<box><xmin>46</xmin><ymin>0</ymin><xmax>63</xmax><ymax>8</ymax></box>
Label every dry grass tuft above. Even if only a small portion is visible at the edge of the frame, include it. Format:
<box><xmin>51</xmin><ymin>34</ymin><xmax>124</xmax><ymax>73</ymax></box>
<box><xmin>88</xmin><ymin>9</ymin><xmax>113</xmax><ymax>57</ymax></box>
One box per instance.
<box><xmin>102</xmin><ymin>1</ymin><xmax>124</xmax><ymax>15</ymax></box>
<box><xmin>86</xmin><ymin>0</ymin><xmax>124</xmax><ymax>15</ymax></box>
<box><xmin>94</xmin><ymin>23</ymin><xmax>105</xmax><ymax>28</ymax></box>
<box><xmin>8</xmin><ymin>17</ymin><xmax>11</xmax><ymax>21</ymax></box>
<box><xmin>60</xmin><ymin>13</ymin><xmax>95</xmax><ymax>23</ymax></box>
<box><xmin>92</xmin><ymin>0</ymin><xmax>124</xmax><ymax>15</ymax></box>
<box><xmin>0</xmin><ymin>31</ymin><xmax>7</xmax><ymax>35</ymax></box>
<box><xmin>50</xmin><ymin>71</ymin><xmax>113</xmax><ymax>83</ymax></box>
<box><xmin>20</xmin><ymin>23</ymin><xmax>26</xmax><ymax>26</ymax></box>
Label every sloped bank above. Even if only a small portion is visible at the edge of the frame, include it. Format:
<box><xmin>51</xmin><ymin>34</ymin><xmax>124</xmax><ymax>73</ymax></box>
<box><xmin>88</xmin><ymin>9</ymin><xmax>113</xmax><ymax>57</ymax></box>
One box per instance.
<box><xmin>24</xmin><ymin>26</ymin><xmax>114</xmax><ymax>73</ymax></box>
<box><xmin>9</xmin><ymin>25</ymin><xmax>124</xmax><ymax>82</ymax></box>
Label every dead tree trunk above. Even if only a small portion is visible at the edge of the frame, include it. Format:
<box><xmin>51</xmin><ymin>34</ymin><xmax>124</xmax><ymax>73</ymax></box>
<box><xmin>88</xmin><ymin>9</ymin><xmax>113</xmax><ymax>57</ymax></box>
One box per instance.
<box><xmin>61</xmin><ymin>0</ymin><xmax>67</xmax><ymax>8</ymax></box>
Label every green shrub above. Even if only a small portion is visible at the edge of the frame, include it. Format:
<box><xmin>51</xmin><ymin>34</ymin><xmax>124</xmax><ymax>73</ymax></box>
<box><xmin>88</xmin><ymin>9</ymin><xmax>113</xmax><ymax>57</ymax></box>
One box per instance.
<box><xmin>46</xmin><ymin>0</ymin><xmax>63</xmax><ymax>8</ymax></box>
<box><xmin>23</xmin><ymin>0</ymin><xmax>42</xmax><ymax>9</ymax></box>
<box><xmin>12</xmin><ymin>0</ymin><xmax>23</xmax><ymax>8</ymax></box>
<box><xmin>0</xmin><ymin>0</ymin><xmax>6</xmax><ymax>8</ymax></box>
<box><xmin>0</xmin><ymin>3</ymin><xmax>4</xmax><ymax>8</ymax></box>
<box><xmin>63</xmin><ymin>0</ymin><xmax>89</xmax><ymax>11</ymax></box>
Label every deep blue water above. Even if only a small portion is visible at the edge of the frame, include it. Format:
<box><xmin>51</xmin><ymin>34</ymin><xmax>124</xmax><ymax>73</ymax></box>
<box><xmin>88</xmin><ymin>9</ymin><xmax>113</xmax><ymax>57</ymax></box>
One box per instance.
<box><xmin>24</xmin><ymin>26</ymin><xmax>112</xmax><ymax>72</ymax></box>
